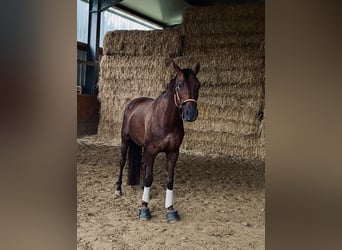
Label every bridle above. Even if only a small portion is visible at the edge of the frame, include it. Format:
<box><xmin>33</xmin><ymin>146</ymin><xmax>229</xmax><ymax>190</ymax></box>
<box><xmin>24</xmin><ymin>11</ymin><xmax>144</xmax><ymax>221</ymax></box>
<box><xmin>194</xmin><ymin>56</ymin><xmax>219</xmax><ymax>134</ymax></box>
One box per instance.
<box><xmin>173</xmin><ymin>85</ymin><xmax>197</xmax><ymax>108</ymax></box>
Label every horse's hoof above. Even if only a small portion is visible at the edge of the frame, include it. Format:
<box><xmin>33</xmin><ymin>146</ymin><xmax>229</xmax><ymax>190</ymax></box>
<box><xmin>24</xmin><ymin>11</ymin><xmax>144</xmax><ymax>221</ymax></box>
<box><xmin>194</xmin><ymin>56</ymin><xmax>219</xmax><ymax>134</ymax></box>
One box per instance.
<box><xmin>114</xmin><ymin>190</ymin><xmax>122</xmax><ymax>197</ymax></box>
<box><xmin>166</xmin><ymin>210</ymin><xmax>180</xmax><ymax>223</ymax></box>
<box><xmin>138</xmin><ymin>207</ymin><xmax>151</xmax><ymax>221</ymax></box>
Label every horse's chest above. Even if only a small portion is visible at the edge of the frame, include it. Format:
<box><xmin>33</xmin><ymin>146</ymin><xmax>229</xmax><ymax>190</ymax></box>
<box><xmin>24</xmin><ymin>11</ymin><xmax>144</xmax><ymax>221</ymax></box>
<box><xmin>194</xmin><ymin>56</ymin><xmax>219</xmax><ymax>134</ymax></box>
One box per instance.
<box><xmin>145</xmin><ymin>128</ymin><xmax>183</xmax><ymax>152</ymax></box>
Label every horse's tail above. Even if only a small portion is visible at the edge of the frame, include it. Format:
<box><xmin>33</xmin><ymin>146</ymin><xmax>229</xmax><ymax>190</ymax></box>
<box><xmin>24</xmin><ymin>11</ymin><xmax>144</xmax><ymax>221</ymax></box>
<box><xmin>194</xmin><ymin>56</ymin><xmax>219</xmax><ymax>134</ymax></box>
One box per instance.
<box><xmin>127</xmin><ymin>140</ymin><xmax>142</xmax><ymax>186</ymax></box>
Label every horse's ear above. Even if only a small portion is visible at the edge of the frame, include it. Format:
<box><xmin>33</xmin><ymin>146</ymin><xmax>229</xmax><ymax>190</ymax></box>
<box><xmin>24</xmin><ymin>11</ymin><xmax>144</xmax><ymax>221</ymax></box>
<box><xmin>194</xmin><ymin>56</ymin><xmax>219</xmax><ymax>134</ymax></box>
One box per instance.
<box><xmin>172</xmin><ymin>61</ymin><xmax>182</xmax><ymax>75</ymax></box>
<box><xmin>193</xmin><ymin>63</ymin><xmax>200</xmax><ymax>76</ymax></box>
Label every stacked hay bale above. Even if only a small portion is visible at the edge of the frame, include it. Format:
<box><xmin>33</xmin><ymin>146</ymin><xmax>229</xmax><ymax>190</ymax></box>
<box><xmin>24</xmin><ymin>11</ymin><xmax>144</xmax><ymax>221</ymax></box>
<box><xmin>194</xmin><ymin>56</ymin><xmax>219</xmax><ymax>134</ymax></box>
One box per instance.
<box><xmin>177</xmin><ymin>4</ymin><xmax>265</xmax><ymax>161</ymax></box>
<box><xmin>97</xmin><ymin>29</ymin><xmax>181</xmax><ymax>141</ymax></box>
<box><xmin>97</xmin><ymin>4</ymin><xmax>265</xmax><ymax>162</ymax></box>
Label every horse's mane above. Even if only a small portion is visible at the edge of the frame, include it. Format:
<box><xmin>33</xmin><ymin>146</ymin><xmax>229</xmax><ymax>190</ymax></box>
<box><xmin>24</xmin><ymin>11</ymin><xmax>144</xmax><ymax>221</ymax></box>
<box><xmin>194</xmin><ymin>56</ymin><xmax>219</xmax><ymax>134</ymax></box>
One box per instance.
<box><xmin>164</xmin><ymin>77</ymin><xmax>176</xmax><ymax>93</ymax></box>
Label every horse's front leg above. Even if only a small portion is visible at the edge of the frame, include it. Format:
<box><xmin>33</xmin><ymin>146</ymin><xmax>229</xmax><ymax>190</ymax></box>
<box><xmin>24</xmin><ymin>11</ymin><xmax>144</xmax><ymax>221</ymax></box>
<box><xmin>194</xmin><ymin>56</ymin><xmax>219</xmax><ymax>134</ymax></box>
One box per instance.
<box><xmin>138</xmin><ymin>150</ymin><xmax>155</xmax><ymax>220</ymax></box>
<box><xmin>165</xmin><ymin>151</ymin><xmax>180</xmax><ymax>222</ymax></box>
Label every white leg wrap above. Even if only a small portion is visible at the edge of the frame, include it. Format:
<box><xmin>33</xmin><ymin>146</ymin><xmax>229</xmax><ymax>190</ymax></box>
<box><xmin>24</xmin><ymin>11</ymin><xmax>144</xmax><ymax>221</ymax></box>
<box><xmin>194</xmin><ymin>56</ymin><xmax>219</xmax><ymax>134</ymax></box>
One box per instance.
<box><xmin>165</xmin><ymin>189</ymin><xmax>174</xmax><ymax>208</ymax></box>
<box><xmin>142</xmin><ymin>187</ymin><xmax>151</xmax><ymax>203</ymax></box>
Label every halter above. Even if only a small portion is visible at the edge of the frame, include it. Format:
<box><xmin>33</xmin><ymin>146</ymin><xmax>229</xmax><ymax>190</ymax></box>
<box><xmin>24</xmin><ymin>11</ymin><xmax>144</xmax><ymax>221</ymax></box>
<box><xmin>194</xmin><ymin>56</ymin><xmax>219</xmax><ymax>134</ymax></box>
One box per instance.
<box><xmin>173</xmin><ymin>86</ymin><xmax>197</xmax><ymax>108</ymax></box>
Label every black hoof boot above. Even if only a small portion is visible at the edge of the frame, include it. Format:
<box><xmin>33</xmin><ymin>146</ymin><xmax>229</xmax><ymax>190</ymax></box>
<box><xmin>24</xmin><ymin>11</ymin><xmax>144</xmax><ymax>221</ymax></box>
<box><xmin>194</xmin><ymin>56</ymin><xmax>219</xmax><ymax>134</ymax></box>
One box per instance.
<box><xmin>166</xmin><ymin>210</ymin><xmax>180</xmax><ymax>223</ymax></box>
<box><xmin>138</xmin><ymin>207</ymin><xmax>151</xmax><ymax>221</ymax></box>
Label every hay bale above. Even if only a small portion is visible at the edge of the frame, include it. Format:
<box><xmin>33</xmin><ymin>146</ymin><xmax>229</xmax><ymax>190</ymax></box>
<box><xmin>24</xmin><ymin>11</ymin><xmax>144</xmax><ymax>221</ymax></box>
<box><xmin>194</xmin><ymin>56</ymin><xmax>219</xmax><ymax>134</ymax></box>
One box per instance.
<box><xmin>174</xmin><ymin>55</ymin><xmax>264</xmax><ymax>86</ymax></box>
<box><xmin>181</xmin><ymin>4</ymin><xmax>264</xmax><ymax>57</ymax></box>
<box><xmin>97</xmin><ymin>55</ymin><xmax>176</xmax><ymax>142</ymax></box>
<box><xmin>99</xmin><ymin>55</ymin><xmax>174</xmax><ymax>82</ymax></box>
<box><xmin>181</xmin><ymin>129</ymin><xmax>262</xmax><ymax>160</ymax></box>
<box><xmin>185</xmin><ymin>118</ymin><xmax>259</xmax><ymax>136</ymax></box>
<box><xmin>177</xmin><ymin>2</ymin><xmax>265</xmax><ymax>162</ymax></box>
<box><xmin>200</xmin><ymin>84</ymin><xmax>263</xmax><ymax>100</ymax></box>
<box><xmin>182</xmin><ymin>5</ymin><xmax>264</xmax><ymax>35</ymax></box>
<box><xmin>183</xmin><ymin>33</ymin><xmax>264</xmax><ymax>56</ymax></box>
<box><xmin>182</xmin><ymin>4</ymin><xmax>264</xmax><ymax>24</ymax></box>
<box><xmin>103</xmin><ymin>29</ymin><xmax>182</xmax><ymax>57</ymax></box>
<box><xmin>198</xmin><ymin>104</ymin><xmax>261</xmax><ymax>125</ymax></box>
<box><xmin>184</xmin><ymin>44</ymin><xmax>264</xmax><ymax>57</ymax></box>
<box><xmin>97</xmin><ymin>53</ymin><xmax>265</xmax><ymax>160</ymax></box>
<box><xmin>255</xmin><ymin>117</ymin><xmax>265</xmax><ymax>160</ymax></box>
<box><xmin>175</xmin><ymin>10</ymin><xmax>264</xmax><ymax>160</ymax></box>
<box><xmin>97</xmin><ymin>3</ymin><xmax>265</xmax><ymax>162</ymax></box>
<box><xmin>174</xmin><ymin>54</ymin><xmax>264</xmax><ymax>71</ymax></box>
<box><xmin>183</xmin><ymin>19</ymin><xmax>264</xmax><ymax>34</ymax></box>
<box><xmin>184</xmin><ymin>32</ymin><xmax>264</xmax><ymax>49</ymax></box>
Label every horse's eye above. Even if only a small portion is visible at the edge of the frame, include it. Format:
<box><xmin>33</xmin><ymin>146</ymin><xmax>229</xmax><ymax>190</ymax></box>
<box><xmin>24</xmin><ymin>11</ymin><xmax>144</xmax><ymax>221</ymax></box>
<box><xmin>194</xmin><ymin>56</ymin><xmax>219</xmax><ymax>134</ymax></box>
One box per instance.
<box><xmin>177</xmin><ymin>82</ymin><xmax>184</xmax><ymax>88</ymax></box>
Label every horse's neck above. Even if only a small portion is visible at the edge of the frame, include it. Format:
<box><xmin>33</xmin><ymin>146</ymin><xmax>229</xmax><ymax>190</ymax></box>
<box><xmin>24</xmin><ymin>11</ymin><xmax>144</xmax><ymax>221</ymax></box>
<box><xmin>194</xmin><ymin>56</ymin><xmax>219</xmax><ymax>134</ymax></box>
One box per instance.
<box><xmin>155</xmin><ymin>88</ymin><xmax>181</xmax><ymax>124</ymax></box>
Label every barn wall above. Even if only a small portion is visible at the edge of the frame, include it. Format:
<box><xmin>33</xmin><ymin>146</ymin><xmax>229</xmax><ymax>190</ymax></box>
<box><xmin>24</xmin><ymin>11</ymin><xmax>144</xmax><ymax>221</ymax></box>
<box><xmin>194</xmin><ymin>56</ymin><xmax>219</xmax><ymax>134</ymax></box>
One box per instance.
<box><xmin>97</xmin><ymin>3</ymin><xmax>265</xmax><ymax>162</ymax></box>
<box><xmin>77</xmin><ymin>94</ymin><xmax>100</xmax><ymax>136</ymax></box>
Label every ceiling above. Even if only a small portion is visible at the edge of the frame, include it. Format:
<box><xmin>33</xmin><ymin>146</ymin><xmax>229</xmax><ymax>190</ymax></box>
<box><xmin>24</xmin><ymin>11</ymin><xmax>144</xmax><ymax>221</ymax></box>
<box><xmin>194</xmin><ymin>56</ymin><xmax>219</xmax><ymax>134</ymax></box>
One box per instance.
<box><xmin>116</xmin><ymin>0</ymin><xmax>264</xmax><ymax>27</ymax></box>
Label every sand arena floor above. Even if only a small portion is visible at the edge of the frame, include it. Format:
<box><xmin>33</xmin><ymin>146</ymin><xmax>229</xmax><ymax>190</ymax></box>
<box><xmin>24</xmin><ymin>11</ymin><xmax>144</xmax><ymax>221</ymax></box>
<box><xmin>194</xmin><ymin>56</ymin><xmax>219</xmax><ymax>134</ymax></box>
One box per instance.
<box><xmin>77</xmin><ymin>138</ymin><xmax>264</xmax><ymax>250</ymax></box>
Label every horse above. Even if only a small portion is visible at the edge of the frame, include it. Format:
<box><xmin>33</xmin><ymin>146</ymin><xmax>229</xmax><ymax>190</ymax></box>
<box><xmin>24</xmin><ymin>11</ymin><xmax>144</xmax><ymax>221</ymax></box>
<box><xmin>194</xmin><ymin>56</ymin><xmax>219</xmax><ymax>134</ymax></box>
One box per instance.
<box><xmin>115</xmin><ymin>61</ymin><xmax>201</xmax><ymax>222</ymax></box>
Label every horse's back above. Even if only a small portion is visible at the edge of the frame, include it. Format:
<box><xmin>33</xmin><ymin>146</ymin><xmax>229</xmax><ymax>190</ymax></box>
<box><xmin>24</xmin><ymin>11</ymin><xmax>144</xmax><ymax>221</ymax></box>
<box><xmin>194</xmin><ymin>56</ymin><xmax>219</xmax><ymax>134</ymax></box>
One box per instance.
<box><xmin>124</xmin><ymin>97</ymin><xmax>153</xmax><ymax>116</ymax></box>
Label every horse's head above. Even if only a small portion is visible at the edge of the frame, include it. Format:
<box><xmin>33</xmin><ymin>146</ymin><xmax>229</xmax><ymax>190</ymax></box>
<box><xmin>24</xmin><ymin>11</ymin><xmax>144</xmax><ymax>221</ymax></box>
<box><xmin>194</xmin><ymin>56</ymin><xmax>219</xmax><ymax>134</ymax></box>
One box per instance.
<box><xmin>172</xmin><ymin>61</ymin><xmax>201</xmax><ymax>122</ymax></box>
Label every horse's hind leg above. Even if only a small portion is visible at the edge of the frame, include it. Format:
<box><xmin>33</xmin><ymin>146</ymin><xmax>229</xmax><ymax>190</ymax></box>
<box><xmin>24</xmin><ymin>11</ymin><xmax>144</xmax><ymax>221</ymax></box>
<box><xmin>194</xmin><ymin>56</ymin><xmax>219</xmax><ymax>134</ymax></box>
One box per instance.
<box><xmin>115</xmin><ymin>136</ymin><xmax>129</xmax><ymax>196</ymax></box>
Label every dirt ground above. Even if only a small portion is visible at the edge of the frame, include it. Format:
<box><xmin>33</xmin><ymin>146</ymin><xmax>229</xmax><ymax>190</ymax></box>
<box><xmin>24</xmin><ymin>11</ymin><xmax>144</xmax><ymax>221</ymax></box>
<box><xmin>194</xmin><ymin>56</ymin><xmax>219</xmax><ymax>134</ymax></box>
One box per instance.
<box><xmin>77</xmin><ymin>137</ymin><xmax>265</xmax><ymax>250</ymax></box>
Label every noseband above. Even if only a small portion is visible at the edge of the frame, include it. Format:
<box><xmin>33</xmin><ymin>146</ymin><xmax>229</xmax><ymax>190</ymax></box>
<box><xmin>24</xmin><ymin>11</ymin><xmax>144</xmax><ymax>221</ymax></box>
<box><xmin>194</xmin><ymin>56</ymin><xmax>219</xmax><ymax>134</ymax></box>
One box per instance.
<box><xmin>173</xmin><ymin>87</ymin><xmax>197</xmax><ymax>108</ymax></box>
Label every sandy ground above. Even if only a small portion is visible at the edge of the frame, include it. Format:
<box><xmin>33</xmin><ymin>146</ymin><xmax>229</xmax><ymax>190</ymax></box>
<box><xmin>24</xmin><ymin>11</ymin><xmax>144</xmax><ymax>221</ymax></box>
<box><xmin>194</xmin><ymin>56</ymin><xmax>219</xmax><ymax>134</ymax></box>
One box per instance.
<box><xmin>77</xmin><ymin>139</ymin><xmax>265</xmax><ymax>250</ymax></box>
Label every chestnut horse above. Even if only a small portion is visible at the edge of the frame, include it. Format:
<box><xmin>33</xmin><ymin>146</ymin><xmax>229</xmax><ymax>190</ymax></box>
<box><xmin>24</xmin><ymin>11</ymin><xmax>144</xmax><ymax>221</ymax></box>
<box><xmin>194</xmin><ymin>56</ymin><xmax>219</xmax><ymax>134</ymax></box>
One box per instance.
<box><xmin>115</xmin><ymin>61</ymin><xmax>201</xmax><ymax>222</ymax></box>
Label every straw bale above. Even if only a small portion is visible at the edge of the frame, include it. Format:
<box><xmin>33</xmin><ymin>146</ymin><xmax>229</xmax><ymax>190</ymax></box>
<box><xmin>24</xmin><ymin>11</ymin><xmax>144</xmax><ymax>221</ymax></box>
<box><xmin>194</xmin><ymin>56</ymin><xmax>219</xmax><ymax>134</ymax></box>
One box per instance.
<box><xmin>198</xmin><ymin>104</ymin><xmax>261</xmax><ymax>125</ymax></box>
<box><xmin>184</xmin><ymin>118</ymin><xmax>259</xmax><ymax>136</ymax></box>
<box><xmin>217</xmin><ymin>68</ymin><xmax>264</xmax><ymax>85</ymax></box>
<box><xmin>183</xmin><ymin>45</ymin><xmax>264</xmax><ymax>57</ymax></box>
<box><xmin>199</xmin><ymin>93</ymin><xmax>262</xmax><ymax>109</ymax></box>
<box><xmin>184</xmin><ymin>32</ymin><xmax>264</xmax><ymax>48</ymax></box>
<box><xmin>255</xmin><ymin>118</ymin><xmax>265</xmax><ymax>160</ymax></box>
<box><xmin>173</xmin><ymin>55</ymin><xmax>264</xmax><ymax>86</ymax></box>
<box><xmin>98</xmin><ymin>79</ymin><xmax>165</xmax><ymax>100</ymax></box>
<box><xmin>181</xmin><ymin>129</ymin><xmax>262</xmax><ymax>160</ymax></box>
<box><xmin>183</xmin><ymin>33</ymin><xmax>264</xmax><ymax>56</ymax></box>
<box><xmin>97</xmin><ymin>54</ymin><xmax>176</xmax><ymax>143</ymax></box>
<box><xmin>174</xmin><ymin>53</ymin><xmax>264</xmax><ymax>70</ymax></box>
<box><xmin>183</xmin><ymin>19</ymin><xmax>264</xmax><ymax>34</ymax></box>
<box><xmin>97</xmin><ymin>78</ymin><xmax>165</xmax><ymax>128</ymax></box>
<box><xmin>99</xmin><ymin>55</ymin><xmax>174</xmax><ymax>82</ymax></box>
<box><xmin>182</xmin><ymin>4</ymin><xmax>264</xmax><ymax>23</ymax></box>
<box><xmin>97</xmin><ymin>3</ymin><xmax>265</xmax><ymax>161</ymax></box>
<box><xmin>103</xmin><ymin>29</ymin><xmax>182</xmax><ymax>57</ymax></box>
<box><xmin>97</xmin><ymin>120</ymin><xmax>122</xmax><ymax>140</ymax></box>
<box><xmin>200</xmin><ymin>84</ymin><xmax>263</xmax><ymax>100</ymax></box>
<box><xmin>182</xmin><ymin>4</ymin><xmax>264</xmax><ymax>35</ymax></box>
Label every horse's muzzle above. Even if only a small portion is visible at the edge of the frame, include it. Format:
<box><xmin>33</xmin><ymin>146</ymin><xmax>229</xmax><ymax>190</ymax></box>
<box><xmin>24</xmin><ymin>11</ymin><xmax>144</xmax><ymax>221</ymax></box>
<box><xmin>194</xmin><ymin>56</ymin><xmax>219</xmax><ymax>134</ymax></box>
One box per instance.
<box><xmin>182</xmin><ymin>103</ymin><xmax>198</xmax><ymax>122</ymax></box>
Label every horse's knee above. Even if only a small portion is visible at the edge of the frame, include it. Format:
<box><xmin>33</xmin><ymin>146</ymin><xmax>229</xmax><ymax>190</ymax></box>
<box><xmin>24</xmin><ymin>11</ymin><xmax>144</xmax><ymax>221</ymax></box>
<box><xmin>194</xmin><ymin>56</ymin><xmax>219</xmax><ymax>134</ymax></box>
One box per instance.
<box><xmin>166</xmin><ymin>179</ymin><xmax>174</xmax><ymax>190</ymax></box>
